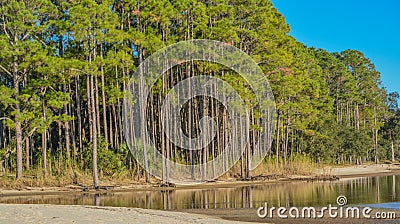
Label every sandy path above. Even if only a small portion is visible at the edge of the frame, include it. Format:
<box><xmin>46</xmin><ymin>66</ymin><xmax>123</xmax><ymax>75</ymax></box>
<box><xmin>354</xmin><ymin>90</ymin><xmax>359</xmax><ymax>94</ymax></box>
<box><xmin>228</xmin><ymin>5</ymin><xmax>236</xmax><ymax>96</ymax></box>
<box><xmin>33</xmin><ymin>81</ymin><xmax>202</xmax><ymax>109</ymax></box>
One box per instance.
<box><xmin>0</xmin><ymin>204</ymin><xmax>248</xmax><ymax>224</ymax></box>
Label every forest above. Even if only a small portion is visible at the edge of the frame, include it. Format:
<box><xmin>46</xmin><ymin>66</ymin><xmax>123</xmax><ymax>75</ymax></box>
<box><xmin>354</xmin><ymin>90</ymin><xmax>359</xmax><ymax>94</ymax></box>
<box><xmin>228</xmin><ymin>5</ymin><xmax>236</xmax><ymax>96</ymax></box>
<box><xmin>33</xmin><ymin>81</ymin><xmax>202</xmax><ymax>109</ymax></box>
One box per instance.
<box><xmin>0</xmin><ymin>0</ymin><xmax>399</xmax><ymax>187</ymax></box>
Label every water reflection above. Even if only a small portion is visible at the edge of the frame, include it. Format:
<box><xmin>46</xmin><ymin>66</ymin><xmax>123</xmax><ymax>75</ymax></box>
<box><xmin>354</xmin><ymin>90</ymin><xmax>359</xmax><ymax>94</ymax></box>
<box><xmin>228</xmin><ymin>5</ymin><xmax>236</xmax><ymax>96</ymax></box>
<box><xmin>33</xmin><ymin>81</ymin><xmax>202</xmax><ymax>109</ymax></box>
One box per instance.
<box><xmin>1</xmin><ymin>175</ymin><xmax>399</xmax><ymax>210</ymax></box>
<box><xmin>94</xmin><ymin>194</ymin><xmax>101</xmax><ymax>206</ymax></box>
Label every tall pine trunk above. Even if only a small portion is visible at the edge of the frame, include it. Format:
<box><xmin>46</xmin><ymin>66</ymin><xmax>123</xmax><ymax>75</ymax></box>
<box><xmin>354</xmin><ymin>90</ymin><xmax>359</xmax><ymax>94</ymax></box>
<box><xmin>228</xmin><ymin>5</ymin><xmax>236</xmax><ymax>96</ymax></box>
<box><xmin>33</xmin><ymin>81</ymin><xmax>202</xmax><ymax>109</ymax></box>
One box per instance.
<box><xmin>90</xmin><ymin>73</ymin><xmax>99</xmax><ymax>188</ymax></box>
<box><xmin>13</xmin><ymin>57</ymin><xmax>23</xmax><ymax>179</ymax></box>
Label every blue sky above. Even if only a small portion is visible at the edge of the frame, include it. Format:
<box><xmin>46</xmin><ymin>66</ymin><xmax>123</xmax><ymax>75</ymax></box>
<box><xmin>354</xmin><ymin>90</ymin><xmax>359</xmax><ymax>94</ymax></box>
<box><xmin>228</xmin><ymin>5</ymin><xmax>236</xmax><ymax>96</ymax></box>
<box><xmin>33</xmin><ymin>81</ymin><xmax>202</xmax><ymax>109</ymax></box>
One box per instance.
<box><xmin>271</xmin><ymin>0</ymin><xmax>400</xmax><ymax>93</ymax></box>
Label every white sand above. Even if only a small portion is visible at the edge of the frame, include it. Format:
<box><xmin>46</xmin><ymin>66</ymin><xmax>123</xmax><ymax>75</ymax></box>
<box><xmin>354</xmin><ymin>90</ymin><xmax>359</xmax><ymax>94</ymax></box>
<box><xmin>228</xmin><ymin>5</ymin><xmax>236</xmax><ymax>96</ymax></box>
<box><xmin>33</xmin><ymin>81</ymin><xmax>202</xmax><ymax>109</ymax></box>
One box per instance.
<box><xmin>0</xmin><ymin>204</ymin><xmax>247</xmax><ymax>224</ymax></box>
<box><xmin>318</xmin><ymin>164</ymin><xmax>400</xmax><ymax>177</ymax></box>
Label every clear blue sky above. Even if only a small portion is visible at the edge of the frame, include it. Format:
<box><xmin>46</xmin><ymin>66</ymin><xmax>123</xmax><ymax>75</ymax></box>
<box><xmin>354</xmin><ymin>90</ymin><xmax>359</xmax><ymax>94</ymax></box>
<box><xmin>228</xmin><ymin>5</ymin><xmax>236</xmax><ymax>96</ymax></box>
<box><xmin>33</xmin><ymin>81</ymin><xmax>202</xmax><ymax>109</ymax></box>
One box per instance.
<box><xmin>271</xmin><ymin>0</ymin><xmax>400</xmax><ymax>93</ymax></box>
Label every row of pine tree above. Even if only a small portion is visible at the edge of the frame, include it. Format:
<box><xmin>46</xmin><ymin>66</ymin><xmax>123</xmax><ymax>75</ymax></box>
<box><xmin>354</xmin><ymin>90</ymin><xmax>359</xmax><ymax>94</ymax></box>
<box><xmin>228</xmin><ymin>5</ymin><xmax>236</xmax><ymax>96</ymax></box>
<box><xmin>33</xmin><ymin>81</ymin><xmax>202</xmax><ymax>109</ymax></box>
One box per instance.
<box><xmin>0</xmin><ymin>0</ymin><xmax>399</xmax><ymax>186</ymax></box>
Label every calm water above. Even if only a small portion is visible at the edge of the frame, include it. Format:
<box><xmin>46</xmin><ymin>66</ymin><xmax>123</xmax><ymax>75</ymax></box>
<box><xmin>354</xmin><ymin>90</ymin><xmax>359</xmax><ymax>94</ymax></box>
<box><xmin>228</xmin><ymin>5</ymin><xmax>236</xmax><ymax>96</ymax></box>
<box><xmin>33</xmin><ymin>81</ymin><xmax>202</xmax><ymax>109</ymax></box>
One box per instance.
<box><xmin>1</xmin><ymin>175</ymin><xmax>400</xmax><ymax>210</ymax></box>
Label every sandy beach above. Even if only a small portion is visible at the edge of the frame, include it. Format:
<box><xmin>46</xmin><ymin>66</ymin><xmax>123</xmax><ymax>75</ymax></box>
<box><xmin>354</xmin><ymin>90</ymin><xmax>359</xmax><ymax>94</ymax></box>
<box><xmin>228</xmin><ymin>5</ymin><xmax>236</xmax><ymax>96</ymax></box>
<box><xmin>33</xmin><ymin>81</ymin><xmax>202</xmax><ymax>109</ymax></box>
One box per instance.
<box><xmin>0</xmin><ymin>204</ymin><xmax>247</xmax><ymax>224</ymax></box>
<box><xmin>322</xmin><ymin>164</ymin><xmax>400</xmax><ymax>178</ymax></box>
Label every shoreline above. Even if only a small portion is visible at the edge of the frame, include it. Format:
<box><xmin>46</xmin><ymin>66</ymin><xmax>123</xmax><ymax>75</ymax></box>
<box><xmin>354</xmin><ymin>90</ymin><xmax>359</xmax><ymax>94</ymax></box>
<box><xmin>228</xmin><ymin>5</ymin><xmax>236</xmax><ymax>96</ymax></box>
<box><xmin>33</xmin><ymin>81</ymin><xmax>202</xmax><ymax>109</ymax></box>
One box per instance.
<box><xmin>322</xmin><ymin>163</ymin><xmax>400</xmax><ymax>178</ymax></box>
<box><xmin>0</xmin><ymin>164</ymin><xmax>399</xmax><ymax>197</ymax></box>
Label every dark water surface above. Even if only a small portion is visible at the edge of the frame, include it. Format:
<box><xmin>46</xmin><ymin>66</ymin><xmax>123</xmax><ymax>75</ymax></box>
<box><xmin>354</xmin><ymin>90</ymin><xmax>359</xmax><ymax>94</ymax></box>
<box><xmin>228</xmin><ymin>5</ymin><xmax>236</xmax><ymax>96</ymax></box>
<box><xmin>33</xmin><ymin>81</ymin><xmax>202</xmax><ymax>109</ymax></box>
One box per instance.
<box><xmin>1</xmin><ymin>175</ymin><xmax>400</xmax><ymax>210</ymax></box>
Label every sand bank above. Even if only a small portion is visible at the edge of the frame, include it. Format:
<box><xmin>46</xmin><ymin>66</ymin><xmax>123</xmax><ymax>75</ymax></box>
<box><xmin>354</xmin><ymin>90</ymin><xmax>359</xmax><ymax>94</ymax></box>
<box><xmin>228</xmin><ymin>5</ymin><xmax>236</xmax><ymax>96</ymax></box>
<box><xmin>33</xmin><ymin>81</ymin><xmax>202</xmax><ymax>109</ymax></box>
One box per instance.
<box><xmin>0</xmin><ymin>204</ymin><xmax>247</xmax><ymax>224</ymax></box>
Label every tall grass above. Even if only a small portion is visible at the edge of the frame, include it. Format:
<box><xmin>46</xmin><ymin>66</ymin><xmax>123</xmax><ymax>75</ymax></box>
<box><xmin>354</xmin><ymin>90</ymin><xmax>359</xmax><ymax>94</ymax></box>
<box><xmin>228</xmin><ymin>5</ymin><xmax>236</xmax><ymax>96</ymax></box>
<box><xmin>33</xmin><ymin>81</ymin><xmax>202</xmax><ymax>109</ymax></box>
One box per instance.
<box><xmin>252</xmin><ymin>154</ymin><xmax>317</xmax><ymax>177</ymax></box>
<box><xmin>220</xmin><ymin>154</ymin><xmax>318</xmax><ymax>180</ymax></box>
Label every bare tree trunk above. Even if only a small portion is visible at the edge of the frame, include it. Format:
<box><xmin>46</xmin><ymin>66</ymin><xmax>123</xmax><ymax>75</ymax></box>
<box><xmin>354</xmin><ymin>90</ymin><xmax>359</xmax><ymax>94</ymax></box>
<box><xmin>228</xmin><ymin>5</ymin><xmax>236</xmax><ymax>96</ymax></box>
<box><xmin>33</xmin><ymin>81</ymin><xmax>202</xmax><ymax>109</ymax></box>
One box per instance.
<box><xmin>87</xmin><ymin>75</ymin><xmax>93</xmax><ymax>143</ymax></box>
<box><xmin>13</xmin><ymin>61</ymin><xmax>23</xmax><ymax>179</ymax></box>
<box><xmin>109</xmin><ymin>109</ymin><xmax>114</xmax><ymax>149</ymax></box>
<box><xmin>375</xmin><ymin>128</ymin><xmax>379</xmax><ymax>164</ymax></box>
<box><xmin>75</xmin><ymin>75</ymin><xmax>83</xmax><ymax>153</ymax></box>
<box><xmin>59</xmin><ymin>35</ymin><xmax>70</xmax><ymax>160</ymax></box>
<box><xmin>240</xmin><ymin>115</ymin><xmax>245</xmax><ymax>178</ymax></box>
<box><xmin>91</xmin><ymin>73</ymin><xmax>99</xmax><ymax>188</ymax></box>
<box><xmin>187</xmin><ymin>63</ymin><xmax>194</xmax><ymax>179</ymax></box>
<box><xmin>63</xmin><ymin>84</ymin><xmax>70</xmax><ymax>160</ymax></box>
<box><xmin>284</xmin><ymin>118</ymin><xmax>290</xmax><ymax>165</ymax></box>
<box><xmin>275</xmin><ymin>112</ymin><xmax>280</xmax><ymax>166</ymax></box>
<box><xmin>58</xmin><ymin>122</ymin><xmax>63</xmax><ymax>167</ymax></box>
<box><xmin>0</xmin><ymin>111</ymin><xmax>3</xmax><ymax>149</ymax></box>
<box><xmin>112</xmin><ymin>103</ymin><xmax>118</xmax><ymax>149</ymax></box>
<box><xmin>355</xmin><ymin>104</ymin><xmax>360</xmax><ymax>130</ymax></box>
<box><xmin>374</xmin><ymin>104</ymin><xmax>379</xmax><ymax>164</ymax></box>
<box><xmin>117</xmin><ymin>100</ymin><xmax>123</xmax><ymax>148</ymax></box>
<box><xmin>42</xmin><ymin>97</ymin><xmax>47</xmax><ymax>177</ymax></box>
<box><xmin>245</xmin><ymin>110</ymin><xmax>251</xmax><ymax>179</ymax></box>
<box><xmin>392</xmin><ymin>139</ymin><xmax>395</xmax><ymax>162</ymax></box>
<box><xmin>114</xmin><ymin>65</ymin><xmax>120</xmax><ymax>149</ymax></box>
<box><xmin>95</xmin><ymin>74</ymin><xmax>101</xmax><ymax>136</ymax></box>
<box><xmin>100</xmin><ymin>43</ymin><xmax>108</xmax><ymax>150</ymax></box>
<box><xmin>138</xmin><ymin>46</ymin><xmax>149</xmax><ymax>183</ymax></box>
<box><xmin>69</xmin><ymin>83</ymin><xmax>77</xmax><ymax>159</ymax></box>
<box><xmin>25</xmin><ymin>137</ymin><xmax>29</xmax><ymax>170</ymax></box>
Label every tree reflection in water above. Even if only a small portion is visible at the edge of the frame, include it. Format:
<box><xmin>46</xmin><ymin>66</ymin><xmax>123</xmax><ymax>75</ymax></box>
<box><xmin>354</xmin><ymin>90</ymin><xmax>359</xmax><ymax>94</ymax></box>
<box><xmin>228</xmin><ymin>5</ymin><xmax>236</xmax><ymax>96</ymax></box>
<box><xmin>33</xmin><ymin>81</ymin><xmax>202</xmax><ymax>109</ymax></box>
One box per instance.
<box><xmin>1</xmin><ymin>175</ymin><xmax>399</xmax><ymax>210</ymax></box>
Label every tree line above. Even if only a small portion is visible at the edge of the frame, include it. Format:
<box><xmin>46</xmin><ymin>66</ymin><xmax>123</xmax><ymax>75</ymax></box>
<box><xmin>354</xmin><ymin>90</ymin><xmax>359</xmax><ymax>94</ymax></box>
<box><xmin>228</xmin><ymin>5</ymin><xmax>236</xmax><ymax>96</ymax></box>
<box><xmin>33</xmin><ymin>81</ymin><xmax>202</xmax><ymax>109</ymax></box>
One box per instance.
<box><xmin>0</xmin><ymin>0</ymin><xmax>399</xmax><ymax>186</ymax></box>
